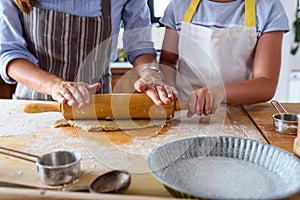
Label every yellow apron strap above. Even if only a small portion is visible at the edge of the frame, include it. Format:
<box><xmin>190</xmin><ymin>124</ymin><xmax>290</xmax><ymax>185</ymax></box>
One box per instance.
<box><xmin>245</xmin><ymin>0</ymin><xmax>256</xmax><ymax>27</ymax></box>
<box><xmin>183</xmin><ymin>0</ymin><xmax>256</xmax><ymax>26</ymax></box>
<box><xmin>183</xmin><ymin>0</ymin><xmax>201</xmax><ymax>23</ymax></box>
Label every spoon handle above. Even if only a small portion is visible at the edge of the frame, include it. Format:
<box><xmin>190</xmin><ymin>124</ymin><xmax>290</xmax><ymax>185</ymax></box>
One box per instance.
<box><xmin>0</xmin><ymin>181</ymin><xmax>58</xmax><ymax>190</ymax></box>
<box><xmin>0</xmin><ymin>181</ymin><xmax>89</xmax><ymax>192</ymax></box>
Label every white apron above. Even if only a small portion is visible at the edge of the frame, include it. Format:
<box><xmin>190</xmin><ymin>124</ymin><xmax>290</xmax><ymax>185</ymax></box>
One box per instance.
<box><xmin>177</xmin><ymin>0</ymin><xmax>257</xmax><ymax>101</ymax></box>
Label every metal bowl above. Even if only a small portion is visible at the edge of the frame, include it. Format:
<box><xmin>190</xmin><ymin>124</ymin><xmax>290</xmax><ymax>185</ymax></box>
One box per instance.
<box><xmin>36</xmin><ymin>151</ymin><xmax>81</xmax><ymax>186</ymax></box>
<box><xmin>148</xmin><ymin>136</ymin><xmax>300</xmax><ymax>199</ymax></box>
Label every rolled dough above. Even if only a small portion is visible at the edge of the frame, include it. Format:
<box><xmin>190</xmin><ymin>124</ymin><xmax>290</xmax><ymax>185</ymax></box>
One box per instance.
<box><xmin>53</xmin><ymin>118</ymin><xmax>168</xmax><ymax>132</ymax></box>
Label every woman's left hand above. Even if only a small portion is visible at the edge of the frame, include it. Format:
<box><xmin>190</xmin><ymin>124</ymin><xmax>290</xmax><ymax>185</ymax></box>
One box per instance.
<box><xmin>134</xmin><ymin>69</ymin><xmax>178</xmax><ymax>105</ymax></box>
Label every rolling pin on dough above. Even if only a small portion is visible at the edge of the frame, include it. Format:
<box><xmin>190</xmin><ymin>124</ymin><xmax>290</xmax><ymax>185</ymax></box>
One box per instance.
<box><xmin>23</xmin><ymin>93</ymin><xmax>188</xmax><ymax>120</ymax></box>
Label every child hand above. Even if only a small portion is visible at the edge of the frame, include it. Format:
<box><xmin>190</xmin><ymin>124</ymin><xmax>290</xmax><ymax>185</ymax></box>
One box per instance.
<box><xmin>187</xmin><ymin>85</ymin><xmax>225</xmax><ymax>117</ymax></box>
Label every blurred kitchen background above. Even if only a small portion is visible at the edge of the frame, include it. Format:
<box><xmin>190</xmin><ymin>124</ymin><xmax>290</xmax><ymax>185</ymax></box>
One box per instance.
<box><xmin>276</xmin><ymin>0</ymin><xmax>300</xmax><ymax>102</ymax></box>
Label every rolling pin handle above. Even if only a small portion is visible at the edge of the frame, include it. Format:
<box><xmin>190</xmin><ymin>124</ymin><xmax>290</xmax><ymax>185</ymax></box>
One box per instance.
<box><xmin>23</xmin><ymin>103</ymin><xmax>61</xmax><ymax>113</ymax></box>
<box><xmin>175</xmin><ymin>101</ymin><xmax>189</xmax><ymax>111</ymax></box>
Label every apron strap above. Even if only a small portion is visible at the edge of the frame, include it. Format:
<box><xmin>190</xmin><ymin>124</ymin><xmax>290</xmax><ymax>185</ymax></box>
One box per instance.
<box><xmin>102</xmin><ymin>0</ymin><xmax>111</xmax><ymax>16</ymax></box>
<box><xmin>183</xmin><ymin>0</ymin><xmax>201</xmax><ymax>23</ymax></box>
<box><xmin>245</xmin><ymin>0</ymin><xmax>256</xmax><ymax>27</ymax></box>
<box><xmin>183</xmin><ymin>0</ymin><xmax>256</xmax><ymax>27</ymax></box>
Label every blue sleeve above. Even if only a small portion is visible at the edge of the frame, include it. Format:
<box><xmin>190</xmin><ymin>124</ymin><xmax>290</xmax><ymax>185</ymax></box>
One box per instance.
<box><xmin>257</xmin><ymin>0</ymin><xmax>290</xmax><ymax>34</ymax></box>
<box><xmin>160</xmin><ymin>0</ymin><xmax>178</xmax><ymax>30</ymax></box>
<box><xmin>0</xmin><ymin>0</ymin><xmax>39</xmax><ymax>84</ymax></box>
<box><xmin>121</xmin><ymin>0</ymin><xmax>156</xmax><ymax>63</ymax></box>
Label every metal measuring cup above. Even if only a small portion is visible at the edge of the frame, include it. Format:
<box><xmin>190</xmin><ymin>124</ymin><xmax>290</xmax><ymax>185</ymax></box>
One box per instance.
<box><xmin>271</xmin><ymin>100</ymin><xmax>298</xmax><ymax>135</ymax></box>
<box><xmin>0</xmin><ymin>146</ymin><xmax>81</xmax><ymax>186</ymax></box>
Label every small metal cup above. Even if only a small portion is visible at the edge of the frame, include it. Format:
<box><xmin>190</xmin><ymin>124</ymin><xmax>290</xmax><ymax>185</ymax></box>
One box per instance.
<box><xmin>36</xmin><ymin>151</ymin><xmax>81</xmax><ymax>186</ymax></box>
<box><xmin>271</xmin><ymin>100</ymin><xmax>298</xmax><ymax>135</ymax></box>
<box><xmin>273</xmin><ymin>113</ymin><xmax>298</xmax><ymax>134</ymax></box>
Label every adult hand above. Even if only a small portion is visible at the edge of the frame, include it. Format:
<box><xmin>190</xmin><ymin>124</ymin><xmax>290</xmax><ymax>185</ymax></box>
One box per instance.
<box><xmin>187</xmin><ymin>85</ymin><xmax>225</xmax><ymax>117</ymax></box>
<box><xmin>134</xmin><ymin>69</ymin><xmax>178</xmax><ymax>105</ymax></box>
<box><xmin>51</xmin><ymin>81</ymin><xmax>101</xmax><ymax>107</ymax></box>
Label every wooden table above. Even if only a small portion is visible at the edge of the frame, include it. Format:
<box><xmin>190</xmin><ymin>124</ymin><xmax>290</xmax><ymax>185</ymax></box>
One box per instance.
<box><xmin>0</xmin><ymin>99</ymin><xmax>299</xmax><ymax>199</ymax></box>
<box><xmin>243</xmin><ymin>103</ymin><xmax>300</xmax><ymax>153</ymax></box>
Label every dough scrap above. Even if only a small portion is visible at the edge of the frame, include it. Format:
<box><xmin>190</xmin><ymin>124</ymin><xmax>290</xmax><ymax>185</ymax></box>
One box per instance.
<box><xmin>53</xmin><ymin>118</ymin><xmax>168</xmax><ymax>132</ymax></box>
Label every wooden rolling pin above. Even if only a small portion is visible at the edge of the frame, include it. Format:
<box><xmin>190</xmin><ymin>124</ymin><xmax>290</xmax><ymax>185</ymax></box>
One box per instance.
<box><xmin>23</xmin><ymin>93</ymin><xmax>188</xmax><ymax>120</ymax></box>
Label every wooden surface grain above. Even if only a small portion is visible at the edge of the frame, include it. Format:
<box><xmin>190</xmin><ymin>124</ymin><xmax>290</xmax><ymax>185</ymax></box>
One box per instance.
<box><xmin>242</xmin><ymin>103</ymin><xmax>300</xmax><ymax>153</ymax></box>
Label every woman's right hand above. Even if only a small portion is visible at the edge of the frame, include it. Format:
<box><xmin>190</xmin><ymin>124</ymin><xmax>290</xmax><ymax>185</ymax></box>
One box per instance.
<box><xmin>51</xmin><ymin>81</ymin><xmax>101</xmax><ymax>107</ymax></box>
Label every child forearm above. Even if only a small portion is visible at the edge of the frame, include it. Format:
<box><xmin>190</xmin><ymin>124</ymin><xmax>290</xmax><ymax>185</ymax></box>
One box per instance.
<box><xmin>224</xmin><ymin>77</ymin><xmax>278</xmax><ymax>105</ymax></box>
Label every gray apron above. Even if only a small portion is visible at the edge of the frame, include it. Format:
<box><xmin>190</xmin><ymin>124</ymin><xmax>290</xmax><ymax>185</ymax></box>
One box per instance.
<box><xmin>15</xmin><ymin>0</ymin><xmax>112</xmax><ymax>100</ymax></box>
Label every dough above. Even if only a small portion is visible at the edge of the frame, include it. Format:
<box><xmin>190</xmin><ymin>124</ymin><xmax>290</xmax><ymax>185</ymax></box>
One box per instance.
<box><xmin>53</xmin><ymin>118</ymin><xmax>168</xmax><ymax>132</ymax></box>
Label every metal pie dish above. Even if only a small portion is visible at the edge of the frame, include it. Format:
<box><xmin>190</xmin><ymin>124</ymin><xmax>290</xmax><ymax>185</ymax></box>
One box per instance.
<box><xmin>148</xmin><ymin>136</ymin><xmax>300</xmax><ymax>199</ymax></box>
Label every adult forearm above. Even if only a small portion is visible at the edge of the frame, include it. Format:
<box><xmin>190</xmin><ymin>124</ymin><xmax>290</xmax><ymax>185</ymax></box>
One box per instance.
<box><xmin>159</xmin><ymin>49</ymin><xmax>178</xmax><ymax>87</ymax></box>
<box><xmin>132</xmin><ymin>53</ymin><xmax>156</xmax><ymax>67</ymax></box>
<box><xmin>7</xmin><ymin>58</ymin><xmax>63</xmax><ymax>95</ymax></box>
<box><xmin>132</xmin><ymin>53</ymin><xmax>163</xmax><ymax>79</ymax></box>
<box><xmin>224</xmin><ymin>78</ymin><xmax>278</xmax><ymax>105</ymax></box>
<box><xmin>160</xmin><ymin>61</ymin><xmax>176</xmax><ymax>87</ymax></box>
